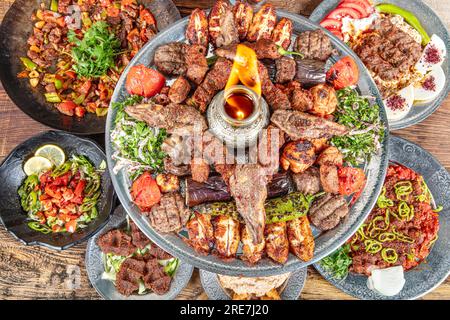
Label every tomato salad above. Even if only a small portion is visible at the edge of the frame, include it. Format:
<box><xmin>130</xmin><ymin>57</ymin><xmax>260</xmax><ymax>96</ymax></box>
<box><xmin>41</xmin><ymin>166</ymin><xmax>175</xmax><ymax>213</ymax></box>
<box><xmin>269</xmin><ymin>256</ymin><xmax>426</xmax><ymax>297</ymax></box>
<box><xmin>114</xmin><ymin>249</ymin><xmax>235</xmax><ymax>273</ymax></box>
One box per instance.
<box><xmin>18</xmin><ymin>155</ymin><xmax>104</xmax><ymax>234</ymax></box>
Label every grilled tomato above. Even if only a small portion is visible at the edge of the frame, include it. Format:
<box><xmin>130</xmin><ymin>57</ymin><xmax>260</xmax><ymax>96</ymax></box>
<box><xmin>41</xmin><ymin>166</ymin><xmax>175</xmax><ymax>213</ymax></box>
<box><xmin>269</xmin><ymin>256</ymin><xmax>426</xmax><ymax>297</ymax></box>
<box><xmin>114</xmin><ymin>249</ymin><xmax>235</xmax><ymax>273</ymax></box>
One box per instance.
<box><xmin>326</xmin><ymin>56</ymin><xmax>359</xmax><ymax>89</ymax></box>
<box><xmin>131</xmin><ymin>172</ymin><xmax>162</xmax><ymax>210</ymax></box>
<box><xmin>338</xmin><ymin>166</ymin><xmax>366</xmax><ymax>196</ymax></box>
<box><xmin>126</xmin><ymin>65</ymin><xmax>166</xmax><ymax>98</ymax></box>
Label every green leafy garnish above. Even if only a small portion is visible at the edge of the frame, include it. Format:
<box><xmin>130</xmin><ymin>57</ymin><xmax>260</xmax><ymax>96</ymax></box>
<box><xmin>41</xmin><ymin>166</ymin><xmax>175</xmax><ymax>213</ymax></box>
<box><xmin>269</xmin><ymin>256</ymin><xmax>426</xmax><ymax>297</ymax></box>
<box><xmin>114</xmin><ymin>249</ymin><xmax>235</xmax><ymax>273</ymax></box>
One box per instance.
<box><xmin>68</xmin><ymin>21</ymin><xmax>120</xmax><ymax>78</ymax></box>
<box><xmin>319</xmin><ymin>244</ymin><xmax>353</xmax><ymax>281</ymax></box>
<box><xmin>331</xmin><ymin>88</ymin><xmax>385</xmax><ymax>166</ymax></box>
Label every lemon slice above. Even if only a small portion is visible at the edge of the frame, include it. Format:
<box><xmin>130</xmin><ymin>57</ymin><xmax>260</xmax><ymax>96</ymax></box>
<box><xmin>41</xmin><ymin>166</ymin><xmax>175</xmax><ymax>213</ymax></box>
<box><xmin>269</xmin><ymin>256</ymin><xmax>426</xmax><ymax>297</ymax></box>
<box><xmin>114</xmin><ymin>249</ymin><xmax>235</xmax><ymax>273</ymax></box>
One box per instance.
<box><xmin>35</xmin><ymin>144</ymin><xmax>66</xmax><ymax>166</ymax></box>
<box><xmin>23</xmin><ymin>156</ymin><xmax>53</xmax><ymax>176</ymax></box>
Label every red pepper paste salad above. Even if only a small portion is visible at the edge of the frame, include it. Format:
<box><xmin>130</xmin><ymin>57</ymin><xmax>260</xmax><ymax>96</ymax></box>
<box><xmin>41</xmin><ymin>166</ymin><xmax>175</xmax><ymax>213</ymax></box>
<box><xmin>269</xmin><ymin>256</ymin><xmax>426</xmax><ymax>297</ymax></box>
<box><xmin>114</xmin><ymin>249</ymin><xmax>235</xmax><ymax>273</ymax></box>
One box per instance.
<box><xmin>348</xmin><ymin>164</ymin><xmax>440</xmax><ymax>276</ymax></box>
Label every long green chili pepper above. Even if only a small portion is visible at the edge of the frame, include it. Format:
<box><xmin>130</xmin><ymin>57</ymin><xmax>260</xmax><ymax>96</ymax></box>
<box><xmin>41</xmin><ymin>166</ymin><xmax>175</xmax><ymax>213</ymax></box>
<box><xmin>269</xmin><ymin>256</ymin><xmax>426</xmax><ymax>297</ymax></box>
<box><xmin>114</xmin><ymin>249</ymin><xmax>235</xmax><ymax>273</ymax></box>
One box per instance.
<box><xmin>28</xmin><ymin>221</ymin><xmax>52</xmax><ymax>234</ymax></box>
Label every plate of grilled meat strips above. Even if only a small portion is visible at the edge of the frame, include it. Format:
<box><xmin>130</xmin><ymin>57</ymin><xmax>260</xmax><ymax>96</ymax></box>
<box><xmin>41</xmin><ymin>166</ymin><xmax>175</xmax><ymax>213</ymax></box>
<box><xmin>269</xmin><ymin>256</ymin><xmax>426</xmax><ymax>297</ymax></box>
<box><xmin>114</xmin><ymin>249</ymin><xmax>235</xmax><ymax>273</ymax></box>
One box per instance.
<box><xmin>105</xmin><ymin>0</ymin><xmax>389</xmax><ymax>276</ymax></box>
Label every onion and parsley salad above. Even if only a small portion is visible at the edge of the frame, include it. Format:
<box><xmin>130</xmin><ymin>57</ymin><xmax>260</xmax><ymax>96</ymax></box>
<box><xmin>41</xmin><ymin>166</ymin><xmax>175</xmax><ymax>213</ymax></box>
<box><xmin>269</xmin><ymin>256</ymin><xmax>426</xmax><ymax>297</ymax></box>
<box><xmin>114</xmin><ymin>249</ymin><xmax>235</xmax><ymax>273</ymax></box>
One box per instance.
<box><xmin>331</xmin><ymin>88</ymin><xmax>385</xmax><ymax>166</ymax></box>
<box><xmin>18</xmin><ymin>155</ymin><xmax>104</xmax><ymax>234</ymax></box>
<box><xmin>111</xmin><ymin>95</ymin><xmax>167</xmax><ymax>179</ymax></box>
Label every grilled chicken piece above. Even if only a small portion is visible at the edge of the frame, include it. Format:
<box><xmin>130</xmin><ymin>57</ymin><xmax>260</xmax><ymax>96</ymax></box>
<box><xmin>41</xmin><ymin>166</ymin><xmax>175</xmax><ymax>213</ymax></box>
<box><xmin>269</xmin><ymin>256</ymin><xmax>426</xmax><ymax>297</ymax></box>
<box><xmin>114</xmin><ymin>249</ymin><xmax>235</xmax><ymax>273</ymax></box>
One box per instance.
<box><xmin>186</xmin><ymin>9</ymin><xmax>209</xmax><ymax>48</ymax></box>
<box><xmin>292</xmin><ymin>167</ymin><xmax>321</xmax><ymax>195</ymax></box>
<box><xmin>271</xmin><ymin>18</ymin><xmax>292</xmax><ymax>50</ymax></box>
<box><xmin>317</xmin><ymin>146</ymin><xmax>343</xmax><ymax>167</ymax></box>
<box><xmin>241</xmin><ymin>224</ymin><xmax>265</xmax><ymax>264</ymax></box>
<box><xmin>215</xmin><ymin>38</ymin><xmax>281</xmax><ymax>61</ymax></box>
<box><xmin>233</xmin><ymin>1</ymin><xmax>253</xmax><ymax>40</ymax></box>
<box><xmin>168</xmin><ymin>77</ymin><xmax>191</xmax><ymax>104</ymax></box>
<box><xmin>156</xmin><ymin>173</ymin><xmax>180</xmax><ymax>193</ymax></box>
<box><xmin>213</xmin><ymin>215</ymin><xmax>240</xmax><ymax>259</ymax></box>
<box><xmin>309</xmin><ymin>193</ymin><xmax>349</xmax><ymax>230</ymax></box>
<box><xmin>247</xmin><ymin>3</ymin><xmax>277</xmax><ymax>42</ymax></box>
<box><xmin>189</xmin><ymin>58</ymin><xmax>233</xmax><ymax>112</ymax></box>
<box><xmin>209</xmin><ymin>0</ymin><xmax>239</xmax><ymax>48</ymax></box>
<box><xmin>125</xmin><ymin>103</ymin><xmax>207</xmax><ymax>133</ymax></box>
<box><xmin>287</xmin><ymin>216</ymin><xmax>314</xmax><ymax>262</ymax></box>
<box><xmin>320</xmin><ymin>164</ymin><xmax>339</xmax><ymax>194</ymax></box>
<box><xmin>271</xmin><ymin>110</ymin><xmax>349</xmax><ymax>140</ymax></box>
<box><xmin>229</xmin><ymin>164</ymin><xmax>269</xmax><ymax>245</ymax></box>
<box><xmin>310</xmin><ymin>84</ymin><xmax>338</xmax><ymax>116</ymax></box>
<box><xmin>264</xmin><ymin>222</ymin><xmax>289</xmax><ymax>264</ymax></box>
<box><xmin>258</xmin><ymin>62</ymin><xmax>291</xmax><ymax>110</ymax></box>
<box><xmin>280</xmin><ymin>140</ymin><xmax>316</xmax><ymax>174</ymax></box>
<box><xmin>185</xmin><ymin>212</ymin><xmax>214</xmax><ymax>255</ymax></box>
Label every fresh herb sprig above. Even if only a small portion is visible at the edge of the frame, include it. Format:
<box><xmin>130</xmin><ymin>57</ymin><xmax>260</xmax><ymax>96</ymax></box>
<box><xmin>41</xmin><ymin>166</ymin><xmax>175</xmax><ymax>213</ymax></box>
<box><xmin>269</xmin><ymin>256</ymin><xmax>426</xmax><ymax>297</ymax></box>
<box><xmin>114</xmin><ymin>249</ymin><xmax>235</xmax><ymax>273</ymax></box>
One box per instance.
<box><xmin>319</xmin><ymin>244</ymin><xmax>353</xmax><ymax>281</ymax></box>
<box><xmin>68</xmin><ymin>21</ymin><xmax>120</xmax><ymax>78</ymax></box>
<box><xmin>331</xmin><ymin>88</ymin><xmax>385</xmax><ymax>166</ymax></box>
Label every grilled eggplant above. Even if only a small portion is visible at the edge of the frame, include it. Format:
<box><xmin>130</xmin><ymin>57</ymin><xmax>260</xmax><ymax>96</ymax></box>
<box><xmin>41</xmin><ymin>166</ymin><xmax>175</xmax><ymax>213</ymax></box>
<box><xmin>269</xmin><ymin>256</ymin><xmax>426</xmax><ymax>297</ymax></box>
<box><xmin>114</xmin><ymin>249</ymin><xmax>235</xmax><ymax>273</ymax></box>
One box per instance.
<box><xmin>247</xmin><ymin>3</ymin><xmax>277</xmax><ymax>42</ymax></box>
<box><xmin>294</xmin><ymin>59</ymin><xmax>326</xmax><ymax>88</ymax></box>
<box><xmin>271</xmin><ymin>18</ymin><xmax>292</xmax><ymax>50</ymax></box>
<box><xmin>233</xmin><ymin>1</ymin><xmax>253</xmax><ymax>40</ymax></box>
<box><xmin>186</xmin><ymin>9</ymin><xmax>209</xmax><ymax>48</ymax></box>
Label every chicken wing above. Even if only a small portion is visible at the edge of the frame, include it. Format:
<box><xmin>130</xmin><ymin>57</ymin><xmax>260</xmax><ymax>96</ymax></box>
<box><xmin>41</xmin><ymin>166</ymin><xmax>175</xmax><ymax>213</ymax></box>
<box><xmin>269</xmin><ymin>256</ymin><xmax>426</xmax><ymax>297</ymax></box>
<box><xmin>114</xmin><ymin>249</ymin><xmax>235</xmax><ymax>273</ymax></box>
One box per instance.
<box><xmin>185</xmin><ymin>212</ymin><xmax>214</xmax><ymax>255</ymax></box>
<box><xmin>264</xmin><ymin>222</ymin><xmax>289</xmax><ymax>264</ymax></box>
<box><xmin>287</xmin><ymin>216</ymin><xmax>315</xmax><ymax>262</ymax></box>
<box><xmin>241</xmin><ymin>224</ymin><xmax>265</xmax><ymax>264</ymax></box>
<box><xmin>213</xmin><ymin>215</ymin><xmax>240</xmax><ymax>259</ymax></box>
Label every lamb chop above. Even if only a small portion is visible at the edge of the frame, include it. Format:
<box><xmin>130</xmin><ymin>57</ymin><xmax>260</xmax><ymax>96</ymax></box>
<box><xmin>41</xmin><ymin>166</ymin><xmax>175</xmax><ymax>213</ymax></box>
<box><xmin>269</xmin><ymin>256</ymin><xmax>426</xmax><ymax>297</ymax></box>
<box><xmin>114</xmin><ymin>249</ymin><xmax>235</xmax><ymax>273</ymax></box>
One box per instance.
<box><xmin>271</xmin><ymin>109</ymin><xmax>348</xmax><ymax>140</ymax></box>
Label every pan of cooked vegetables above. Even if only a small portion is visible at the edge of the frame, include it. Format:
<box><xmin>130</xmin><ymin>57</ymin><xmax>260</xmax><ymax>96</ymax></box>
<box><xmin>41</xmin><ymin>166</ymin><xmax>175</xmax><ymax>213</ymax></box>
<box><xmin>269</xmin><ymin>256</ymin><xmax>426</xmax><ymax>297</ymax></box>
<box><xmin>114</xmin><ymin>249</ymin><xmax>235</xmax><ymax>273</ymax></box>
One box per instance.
<box><xmin>0</xmin><ymin>0</ymin><xmax>180</xmax><ymax>134</ymax></box>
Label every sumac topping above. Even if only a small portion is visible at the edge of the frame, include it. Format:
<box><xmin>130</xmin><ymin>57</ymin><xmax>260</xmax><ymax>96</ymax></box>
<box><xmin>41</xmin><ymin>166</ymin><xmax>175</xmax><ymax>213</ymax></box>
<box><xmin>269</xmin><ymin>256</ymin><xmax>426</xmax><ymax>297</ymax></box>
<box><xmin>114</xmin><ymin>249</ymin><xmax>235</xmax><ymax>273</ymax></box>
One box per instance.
<box><xmin>422</xmin><ymin>76</ymin><xmax>436</xmax><ymax>92</ymax></box>
<box><xmin>386</xmin><ymin>94</ymin><xmax>406</xmax><ymax>111</ymax></box>
<box><xmin>424</xmin><ymin>45</ymin><xmax>442</xmax><ymax>64</ymax></box>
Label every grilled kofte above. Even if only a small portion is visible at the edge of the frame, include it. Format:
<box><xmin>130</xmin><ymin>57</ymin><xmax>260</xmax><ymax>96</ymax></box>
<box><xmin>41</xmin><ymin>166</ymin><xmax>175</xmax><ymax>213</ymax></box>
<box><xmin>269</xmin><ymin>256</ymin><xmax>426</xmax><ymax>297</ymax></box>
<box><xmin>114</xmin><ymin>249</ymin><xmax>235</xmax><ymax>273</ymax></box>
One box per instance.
<box><xmin>19</xmin><ymin>0</ymin><xmax>160</xmax><ymax>118</ymax></box>
<box><xmin>110</xmin><ymin>0</ymin><xmax>385</xmax><ymax>266</ymax></box>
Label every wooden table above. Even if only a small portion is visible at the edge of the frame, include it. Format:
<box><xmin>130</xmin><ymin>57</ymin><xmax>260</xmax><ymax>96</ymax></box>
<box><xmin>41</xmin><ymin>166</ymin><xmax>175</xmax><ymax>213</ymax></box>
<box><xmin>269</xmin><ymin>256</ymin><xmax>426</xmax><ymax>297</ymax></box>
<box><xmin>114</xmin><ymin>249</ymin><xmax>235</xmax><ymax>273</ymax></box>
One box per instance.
<box><xmin>0</xmin><ymin>0</ymin><xmax>449</xmax><ymax>300</ymax></box>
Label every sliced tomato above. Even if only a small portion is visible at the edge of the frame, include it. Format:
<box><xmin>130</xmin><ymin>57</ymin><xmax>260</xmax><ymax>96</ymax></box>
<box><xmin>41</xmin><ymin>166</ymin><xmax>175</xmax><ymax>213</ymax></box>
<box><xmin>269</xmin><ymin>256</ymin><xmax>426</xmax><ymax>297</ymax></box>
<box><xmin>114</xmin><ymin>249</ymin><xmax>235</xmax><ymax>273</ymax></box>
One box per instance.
<box><xmin>320</xmin><ymin>18</ymin><xmax>343</xmax><ymax>30</ymax></box>
<box><xmin>52</xmin><ymin>172</ymin><xmax>71</xmax><ymax>187</ymax></box>
<box><xmin>131</xmin><ymin>172</ymin><xmax>161</xmax><ymax>210</ymax></box>
<box><xmin>74</xmin><ymin>106</ymin><xmax>86</xmax><ymax>118</ymax></box>
<box><xmin>57</xmin><ymin>101</ymin><xmax>77</xmax><ymax>116</ymax></box>
<box><xmin>340</xmin><ymin>0</ymin><xmax>374</xmax><ymax>14</ymax></box>
<box><xmin>74</xmin><ymin>180</ymin><xmax>86</xmax><ymax>198</ymax></box>
<box><xmin>45</xmin><ymin>185</ymin><xmax>63</xmax><ymax>200</ymax></box>
<box><xmin>338</xmin><ymin>1</ymin><xmax>369</xmax><ymax>17</ymax></box>
<box><xmin>326</xmin><ymin>7</ymin><xmax>361</xmax><ymax>20</ymax></box>
<box><xmin>140</xmin><ymin>8</ymin><xmax>157</xmax><ymax>26</ymax></box>
<box><xmin>126</xmin><ymin>65</ymin><xmax>166</xmax><ymax>98</ymax></box>
<box><xmin>328</xmin><ymin>28</ymin><xmax>344</xmax><ymax>40</ymax></box>
<box><xmin>338</xmin><ymin>167</ymin><xmax>366</xmax><ymax>196</ymax></box>
<box><xmin>65</xmin><ymin>220</ymin><xmax>77</xmax><ymax>233</ymax></box>
<box><xmin>326</xmin><ymin>56</ymin><xmax>359</xmax><ymax>89</ymax></box>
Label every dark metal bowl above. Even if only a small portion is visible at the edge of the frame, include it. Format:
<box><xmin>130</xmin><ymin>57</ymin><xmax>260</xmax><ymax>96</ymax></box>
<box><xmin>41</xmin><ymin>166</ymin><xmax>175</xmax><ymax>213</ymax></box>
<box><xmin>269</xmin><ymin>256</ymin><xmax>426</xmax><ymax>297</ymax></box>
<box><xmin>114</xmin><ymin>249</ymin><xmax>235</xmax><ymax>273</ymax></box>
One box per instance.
<box><xmin>0</xmin><ymin>130</ymin><xmax>114</xmax><ymax>250</ymax></box>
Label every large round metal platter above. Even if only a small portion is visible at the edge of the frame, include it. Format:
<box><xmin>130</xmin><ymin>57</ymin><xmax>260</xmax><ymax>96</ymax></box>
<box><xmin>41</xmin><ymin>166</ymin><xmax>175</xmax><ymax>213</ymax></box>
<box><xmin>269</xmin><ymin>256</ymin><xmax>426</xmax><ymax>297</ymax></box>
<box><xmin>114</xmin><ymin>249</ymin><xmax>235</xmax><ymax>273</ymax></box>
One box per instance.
<box><xmin>200</xmin><ymin>268</ymin><xmax>307</xmax><ymax>300</ymax></box>
<box><xmin>314</xmin><ymin>135</ymin><xmax>450</xmax><ymax>300</ymax></box>
<box><xmin>85</xmin><ymin>205</ymin><xmax>194</xmax><ymax>300</ymax></box>
<box><xmin>105</xmin><ymin>10</ymin><xmax>389</xmax><ymax>276</ymax></box>
<box><xmin>0</xmin><ymin>0</ymin><xmax>180</xmax><ymax>135</ymax></box>
<box><xmin>309</xmin><ymin>0</ymin><xmax>450</xmax><ymax>131</ymax></box>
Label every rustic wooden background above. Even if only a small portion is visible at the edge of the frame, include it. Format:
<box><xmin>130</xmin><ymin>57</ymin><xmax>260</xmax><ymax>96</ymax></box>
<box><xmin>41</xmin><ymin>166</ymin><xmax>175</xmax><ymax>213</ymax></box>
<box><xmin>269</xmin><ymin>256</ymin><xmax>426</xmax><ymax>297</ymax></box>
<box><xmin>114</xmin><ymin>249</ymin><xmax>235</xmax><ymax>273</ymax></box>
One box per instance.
<box><xmin>0</xmin><ymin>0</ymin><xmax>449</xmax><ymax>300</ymax></box>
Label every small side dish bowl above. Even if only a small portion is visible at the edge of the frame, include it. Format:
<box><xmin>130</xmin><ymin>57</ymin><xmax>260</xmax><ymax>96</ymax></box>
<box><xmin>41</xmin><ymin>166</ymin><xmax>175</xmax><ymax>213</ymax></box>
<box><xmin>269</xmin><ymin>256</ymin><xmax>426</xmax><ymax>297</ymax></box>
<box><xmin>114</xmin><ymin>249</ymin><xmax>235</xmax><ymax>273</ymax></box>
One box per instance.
<box><xmin>0</xmin><ymin>130</ymin><xmax>114</xmax><ymax>250</ymax></box>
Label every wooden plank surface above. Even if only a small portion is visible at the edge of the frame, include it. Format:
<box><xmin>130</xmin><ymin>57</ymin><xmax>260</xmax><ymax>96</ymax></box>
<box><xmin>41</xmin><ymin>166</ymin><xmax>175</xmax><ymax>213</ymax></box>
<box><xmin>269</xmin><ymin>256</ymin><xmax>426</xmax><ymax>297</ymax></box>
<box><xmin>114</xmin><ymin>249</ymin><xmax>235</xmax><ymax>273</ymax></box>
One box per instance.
<box><xmin>0</xmin><ymin>0</ymin><xmax>449</xmax><ymax>300</ymax></box>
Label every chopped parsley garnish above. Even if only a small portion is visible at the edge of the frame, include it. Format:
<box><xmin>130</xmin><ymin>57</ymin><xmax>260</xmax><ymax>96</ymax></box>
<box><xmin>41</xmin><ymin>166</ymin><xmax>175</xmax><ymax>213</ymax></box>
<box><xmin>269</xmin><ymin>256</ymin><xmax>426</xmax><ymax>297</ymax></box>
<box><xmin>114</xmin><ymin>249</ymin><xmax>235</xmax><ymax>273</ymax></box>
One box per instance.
<box><xmin>320</xmin><ymin>244</ymin><xmax>353</xmax><ymax>281</ymax></box>
<box><xmin>331</xmin><ymin>88</ymin><xmax>385</xmax><ymax>166</ymax></box>
<box><xmin>68</xmin><ymin>21</ymin><xmax>120</xmax><ymax>78</ymax></box>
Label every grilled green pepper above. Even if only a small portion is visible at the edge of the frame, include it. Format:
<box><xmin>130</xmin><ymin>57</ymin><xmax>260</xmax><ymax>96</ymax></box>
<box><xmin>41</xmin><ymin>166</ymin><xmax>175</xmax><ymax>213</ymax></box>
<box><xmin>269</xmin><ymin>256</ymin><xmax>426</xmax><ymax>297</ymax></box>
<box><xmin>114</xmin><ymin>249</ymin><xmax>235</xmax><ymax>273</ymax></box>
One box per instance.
<box><xmin>375</xmin><ymin>3</ymin><xmax>430</xmax><ymax>45</ymax></box>
<box><xmin>20</xmin><ymin>57</ymin><xmax>37</xmax><ymax>70</ymax></box>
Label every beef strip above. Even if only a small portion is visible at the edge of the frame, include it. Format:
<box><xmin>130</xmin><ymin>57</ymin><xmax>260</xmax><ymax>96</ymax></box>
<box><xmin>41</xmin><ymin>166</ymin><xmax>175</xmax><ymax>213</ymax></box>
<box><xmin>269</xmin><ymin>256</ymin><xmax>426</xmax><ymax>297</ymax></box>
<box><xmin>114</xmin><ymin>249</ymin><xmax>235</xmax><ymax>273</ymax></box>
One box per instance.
<box><xmin>190</xmin><ymin>158</ymin><xmax>210</xmax><ymax>183</ymax></box>
<box><xmin>271</xmin><ymin>109</ymin><xmax>348</xmax><ymax>140</ymax></box>
<box><xmin>280</xmin><ymin>81</ymin><xmax>314</xmax><ymax>112</ymax></box>
<box><xmin>97</xmin><ymin>229</ymin><xmax>136</xmax><ymax>256</ymax></box>
<box><xmin>147</xmin><ymin>192</ymin><xmax>190</xmax><ymax>233</ymax></box>
<box><xmin>258</xmin><ymin>62</ymin><xmax>291</xmax><ymax>110</ymax></box>
<box><xmin>185</xmin><ymin>44</ymin><xmax>209</xmax><ymax>85</ymax></box>
<box><xmin>309</xmin><ymin>193</ymin><xmax>349</xmax><ymax>230</ymax></box>
<box><xmin>295</xmin><ymin>30</ymin><xmax>334</xmax><ymax>61</ymax></box>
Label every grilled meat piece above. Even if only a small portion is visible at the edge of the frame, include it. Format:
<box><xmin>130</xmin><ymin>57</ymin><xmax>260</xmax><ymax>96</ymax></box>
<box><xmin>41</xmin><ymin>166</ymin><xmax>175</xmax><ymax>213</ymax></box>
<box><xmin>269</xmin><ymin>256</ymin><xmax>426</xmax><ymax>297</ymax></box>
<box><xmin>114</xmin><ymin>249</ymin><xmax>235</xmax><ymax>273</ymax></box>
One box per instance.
<box><xmin>215</xmin><ymin>38</ymin><xmax>281</xmax><ymax>61</ymax></box>
<box><xmin>185</xmin><ymin>44</ymin><xmax>209</xmax><ymax>85</ymax></box>
<box><xmin>209</xmin><ymin>0</ymin><xmax>239</xmax><ymax>48</ymax></box>
<box><xmin>143</xmin><ymin>258</ymin><xmax>172</xmax><ymax>295</ymax></box>
<box><xmin>186</xmin><ymin>8</ymin><xmax>209</xmax><ymax>48</ymax></box>
<box><xmin>287</xmin><ymin>216</ymin><xmax>314</xmax><ymax>262</ymax></box>
<box><xmin>281</xmin><ymin>140</ymin><xmax>316</xmax><ymax>174</ymax></box>
<box><xmin>189</xmin><ymin>58</ymin><xmax>233</xmax><ymax>113</ymax></box>
<box><xmin>154</xmin><ymin>42</ymin><xmax>188</xmax><ymax>76</ymax></box>
<box><xmin>213</xmin><ymin>215</ymin><xmax>240</xmax><ymax>259</ymax></box>
<box><xmin>233</xmin><ymin>1</ymin><xmax>253</xmax><ymax>40</ymax></box>
<box><xmin>258</xmin><ymin>62</ymin><xmax>291</xmax><ymax>110</ymax></box>
<box><xmin>168</xmin><ymin>77</ymin><xmax>191</xmax><ymax>104</ymax></box>
<box><xmin>229</xmin><ymin>164</ymin><xmax>269</xmax><ymax>244</ymax></box>
<box><xmin>164</xmin><ymin>158</ymin><xmax>191</xmax><ymax>176</ymax></box>
<box><xmin>316</xmin><ymin>146</ymin><xmax>343</xmax><ymax>167</ymax></box>
<box><xmin>275</xmin><ymin>57</ymin><xmax>296</xmax><ymax>84</ymax></box>
<box><xmin>190</xmin><ymin>158</ymin><xmax>210</xmax><ymax>183</ymax></box>
<box><xmin>309</xmin><ymin>193</ymin><xmax>349</xmax><ymax>230</ymax></box>
<box><xmin>310</xmin><ymin>84</ymin><xmax>337</xmax><ymax>116</ymax></box>
<box><xmin>290</xmin><ymin>87</ymin><xmax>314</xmax><ymax>112</ymax></box>
<box><xmin>320</xmin><ymin>164</ymin><xmax>339</xmax><ymax>194</ymax></box>
<box><xmin>185</xmin><ymin>212</ymin><xmax>214</xmax><ymax>255</ymax></box>
<box><xmin>156</xmin><ymin>173</ymin><xmax>180</xmax><ymax>193</ymax></box>
<box><xmin>130</xmin><ymin>221</ymin><xmax>151</xmax><ymax>249</ymax></box>
<box><xmin>148</xmin><ymin>192</ymin><xmax>190</xmax><ymax>233</ymax></box>
<box><xmin>271</xmin><ymin>18</ymin><xmax>292</xmax><ymax>50</ymax></box>
<box><xmin>215</xmin><ymin>164</ymin><xmax>235</xmax><ymax>186</ymax></box>
<box><xmin>241</xmin><ymin>224</ymin><xmax>265</xmax><ymax>264</ymax></box>
<box><xmin>125</xmin><ymin>103</ymin><xmax>207</xmax><ymax>133</ymax></box>
<box><xmin>97</xmin><ymin>229</ymin><xmax>136</xmax><ymax>256</ymax></box>
<box><xmin>295</xmin><ymin>30</ymin><xmax>334</xmax><ymax>61</ymax></box>
<box><xmin>271</xmin><ymin>109</ymin><xmax>349</xmax><ymax>140</ymax></box>
<box><xmin>116</xmin><ymin>257</ymin><xmax>146</xmax><ymax>296</ymax></box>
<box><xmin>251</xmin><ymin>124</ymin><xmax>285</xmax><ymax>176</ymax></box>
<box><xmin>247</xmin><ymin>3</ymin><xmax>277</xmax><ymax>42</ymax></box>
<box><xmin>292</xmin><ymin>167</ymin><xmax>321</xmax><ymax>195</ymax></box>
<box><xmin>264</xmin><ymin>222</ymin><xmax>289</xmax><ymax>264</ymax></box>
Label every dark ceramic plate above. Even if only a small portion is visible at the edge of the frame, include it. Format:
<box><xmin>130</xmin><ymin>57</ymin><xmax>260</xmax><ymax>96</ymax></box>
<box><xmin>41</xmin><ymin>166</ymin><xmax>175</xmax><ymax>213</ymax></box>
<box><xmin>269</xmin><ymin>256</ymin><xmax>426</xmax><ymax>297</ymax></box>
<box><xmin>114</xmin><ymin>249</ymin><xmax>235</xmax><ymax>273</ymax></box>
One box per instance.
<box><xmin>309</xmin><ymin>0</ymin><xmax>450</xmax><ymax>130</ymax></box>
<box><xmin>106</xmin><ymin>10</ymin><xmax>389</xmax><ymax>276</ymax></box>
<box><xmin>0</xmin><ymin>130</ymin><xmax>114</xmax><ymax>250</ymax></box>
<box><xmin>86</xmin><ymin>205</ymin><xmax>194</xmax><ymax>300</ymax></box>
<box><xmin>314</xmin><ymin>135</ymin><xmax>450</xmax><ymax>300</ymax></box>
<box><xmin>0</xmin><ymin>0</ymin><xmax>181</xmax><ymax>134</ymax></box>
